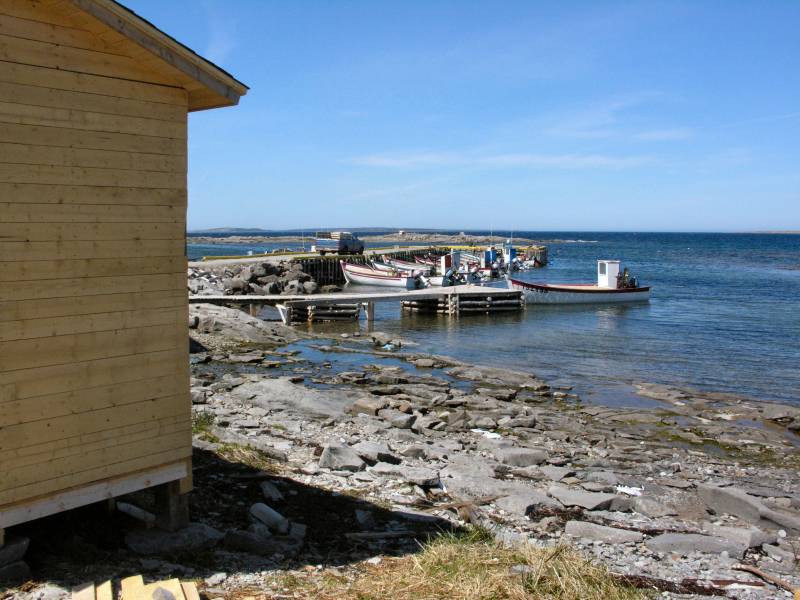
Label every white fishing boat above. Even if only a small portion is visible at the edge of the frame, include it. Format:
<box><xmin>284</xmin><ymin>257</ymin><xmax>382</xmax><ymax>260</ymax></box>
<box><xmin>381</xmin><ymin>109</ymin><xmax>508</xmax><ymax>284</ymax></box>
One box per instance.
<box><xmin>341</xmin><ymin>261</ymin><xmax>421</xmax><ymax>289</ymax></box>
<box><xmin>508</xmin><ymin>260</ymin><xmax>651</xmax><ymax>304</ymax></box>
<box><xmin>384</xmin><ymin>257</ymin><xmax>431</xmax><ymax>275</ymax></box>
<box><xmin>370</xmin><ymin>260</ymin><xmax>407</xmax><ymax>274</ymax></box>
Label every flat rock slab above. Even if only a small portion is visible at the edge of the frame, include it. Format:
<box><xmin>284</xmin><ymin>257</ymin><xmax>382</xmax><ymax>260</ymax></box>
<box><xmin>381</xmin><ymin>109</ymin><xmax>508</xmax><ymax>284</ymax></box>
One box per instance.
<box><xmin>370</xmin><ymin>462</ymin><xmax>440</xmax><ymax>487</ymax></box>
<box><xmin>703</xmin><ymin>523</ymin><xmax>777</xmax><ymax>548</ymax></box>
<box><xmin>646</xmin><ymin>533</ymin><xmax>747</xmax><ymax>559</ymax></box>
<box><xmin>548</xmin><ymin>486</ymin><xmax>619</xmax><ymax>511</ymax></box>
<box><xmin>495</xmin><ymin>488</ymin><xmax>560</xmax><ymax>517</ymax></box>
<box><xmin>125</xmin><ymin>523</ymin><xmax>223</xmax><ymax>555</ymax></box>
<box><xmin>494</xmin><ymin>448</ymin><xmax>548</xmax><ymax>467</ymax></box>
<box><xmin>565</xmin><ymin>521</ymin><xmax>644</xmax><ymax>544</ymax></box>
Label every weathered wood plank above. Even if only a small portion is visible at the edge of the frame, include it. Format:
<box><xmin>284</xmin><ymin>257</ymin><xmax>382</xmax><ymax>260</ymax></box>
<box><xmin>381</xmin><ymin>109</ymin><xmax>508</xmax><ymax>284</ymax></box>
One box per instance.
<box><xmin>0</xmin><ymin>121</ymin><xmax>186</xmax><ymax>157</ymax></box>
<box><xmin>0</xmin><ymin>99</ymin><xmax>186</xmax><ymax>138</ymax></box>
<box><xmin>0</xmin><ymin>32</ymin><xmax>183</xmax><ymax>87</ymax></box>
<box><xmin>0</xmin><ymin>183</ymin><xmax>186</xmax><ymax>205</ymax></box>
<box><xmin>0</xmin><ymin>12</ymin><xmax>128</xmax><ymax>56</ymax></box>
<box><xmin>0</xmin><ymin>290</ymin><xmax>186</xmax><ymax>322</ymax></box>
<box><xmin>0</xmin><ymin>78</ymin><xmax>185</xmax><ymax>121</ymax></box>
<box><xmin>0</xmin><ymin>239</ymin><xmax>187</xmax><ymax>261</ymax></box>
<box><xmin>0</xmin><ymin>324</ymin><xmax>183</xmax><ymax>371</ymax></box>
<box><xmin>70</xmin><ymin>582</ymin><xmax>95</xmax><ymax>600</ymax></box>
<box><xmin>0</xmin><ymin>221</ymin><xmax>183</xmax><ymax>242</ymax></box>
<box><xmin>1</xmin><ymin>374</ymin><xmax>185</xmax><ymax>426</ymax></box>
<box><xmin>0</xmin><ymin>255</ymin><xmax>185</xmax><ymax>281</ymax></box>
<box><xmin>0</xmin><ymin>163</ymin><xmax>185</xmax><ymax>188</ymax></box>
<box><xmin>0</xmin><ymin>142</ymin><xmax>185</xmax><ymax>172</ymax></box>
<box><xmin>3</xmin><ymin>349</ymin><xmax>186</xmax><ymax>402</ymax></box>
<box><xmin>1</xmin><ymin>273</ymin><xmax>185</xmax><ymax>302</ymax></box>
<box><xmin>0</xmin><ymin>460</ymin><xmax>188</xmax><ymax>529</ymax></box>
<box><xmin>0</xmin><ymin>60</ymin><xmax>187</xmax><ymax>106</ymax></box>
<box><xmin>95</xmin><ymin>581</ymin><xmax>113</xmax><ymax>600</ymax></box>
<box><xmin>0</xmin><ymin>443</ymin><xmax>191</xmax><ymax>506</ymax></box>
<box><xmin>1</xmin><ymin>399</ymin><xmax>189</xmax><ymax>456</ymax></box>
<box><xmin>0</xmin><ymin>306</ymin><xmax>183</xmax><ymax>341</ymax></box>
<box><xmin>1</xmin><ymin>202</ymin><xmax>183</xmax><ymax>225</ymax></box>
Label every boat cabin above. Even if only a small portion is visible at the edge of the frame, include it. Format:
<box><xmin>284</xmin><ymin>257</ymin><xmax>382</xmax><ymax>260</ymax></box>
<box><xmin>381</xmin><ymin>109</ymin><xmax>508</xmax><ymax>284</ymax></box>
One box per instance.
<box><xmin>597</xmin><ymin>260</ymin><xmax>621</xmax><ymax>289</ymax></box>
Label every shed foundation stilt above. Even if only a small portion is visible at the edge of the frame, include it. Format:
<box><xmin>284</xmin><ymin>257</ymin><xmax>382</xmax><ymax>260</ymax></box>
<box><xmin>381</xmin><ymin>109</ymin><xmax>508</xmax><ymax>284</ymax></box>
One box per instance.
<box><xmin>154</xmin><ymin>481</ymin><xmax>190</xmax><ymax>532</ymax></box>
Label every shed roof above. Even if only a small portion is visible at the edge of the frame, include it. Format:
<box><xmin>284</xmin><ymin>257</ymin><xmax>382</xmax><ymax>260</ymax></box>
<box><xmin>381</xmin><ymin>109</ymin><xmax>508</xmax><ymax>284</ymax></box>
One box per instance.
<box><xmin>68</xmin><ymin>0</ymin><xmax>248</xmax><ymax>111</ymax></box>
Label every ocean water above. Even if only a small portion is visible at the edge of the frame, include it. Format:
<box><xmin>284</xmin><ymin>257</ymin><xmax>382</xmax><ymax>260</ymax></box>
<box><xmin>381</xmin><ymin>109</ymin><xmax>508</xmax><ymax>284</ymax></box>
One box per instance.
<box><xmin>188</xmin><ymin>233</ymin><xmax>800</xmax><ymax>406</ymax></box>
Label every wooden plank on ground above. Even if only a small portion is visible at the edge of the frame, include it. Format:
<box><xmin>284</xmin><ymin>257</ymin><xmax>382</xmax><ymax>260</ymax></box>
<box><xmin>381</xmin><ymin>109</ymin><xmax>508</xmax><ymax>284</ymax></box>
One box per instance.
<box><xmin>142</xmin><ymin>579</ymin><xmax>185</xmax><ymax>600</ymax></box>
<box><xmin>71</xmin><ymin>583</ymin><xmax>95</xmax><ymax>600</ymax></box>
<box><xmin>180</xmin><ymin>582</ymin><xmax>200</xmax><ymax>600</ymax></box>
<box><xmin>120</xmin><ymin>575</ymin><xmax>145</xmax><ymax>600</ymax></box>
<box><xmin>95</xmin><ymin>581</ymin><xmax>113</xmax><ymax>600</ymax></box>
<box><xmin>0</xmin><ymin>222</ymin><xmax>182</xmax><ymax>242</ymax></box>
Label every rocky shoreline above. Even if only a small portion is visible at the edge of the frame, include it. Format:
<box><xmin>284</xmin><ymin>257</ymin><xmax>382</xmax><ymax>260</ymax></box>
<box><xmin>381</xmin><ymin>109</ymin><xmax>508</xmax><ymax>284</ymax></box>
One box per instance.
<box><xmin>5</xmin><ymin>304</ymin><xmax>799</xmax><ymax>599</ymax></box>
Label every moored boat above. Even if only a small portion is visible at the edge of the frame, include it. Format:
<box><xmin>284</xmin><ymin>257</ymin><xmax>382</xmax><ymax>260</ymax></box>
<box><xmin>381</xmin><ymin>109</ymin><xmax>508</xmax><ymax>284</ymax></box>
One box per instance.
<box><xmin>383</xmin><ymin>257</ymin><xmax>431</xmax><ymax>275</ymax></box>
<box><xmin>509</xmin><ymin>260</ymin><xmax>650</xmax><ymax>304</ymax></box>
<box><xmin>340</xmin><ymin>261</ymin><xmax>421</xmax><ymax>289</ymax></box>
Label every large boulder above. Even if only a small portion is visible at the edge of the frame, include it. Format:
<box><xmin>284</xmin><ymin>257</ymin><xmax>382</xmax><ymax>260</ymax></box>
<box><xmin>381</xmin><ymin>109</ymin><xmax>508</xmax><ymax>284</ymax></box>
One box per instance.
<box><xmin>318</xmin><ymin>443</ymin><xmax>365</xmax><ymax>472</ymax></box>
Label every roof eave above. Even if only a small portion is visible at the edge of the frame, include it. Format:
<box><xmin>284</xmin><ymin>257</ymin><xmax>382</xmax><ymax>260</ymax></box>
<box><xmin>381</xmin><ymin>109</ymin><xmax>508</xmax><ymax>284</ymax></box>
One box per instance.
<box><xmin>69</xmin><ymin>0</ymin><xmax>249</xmax><ymax>111</ymax></box>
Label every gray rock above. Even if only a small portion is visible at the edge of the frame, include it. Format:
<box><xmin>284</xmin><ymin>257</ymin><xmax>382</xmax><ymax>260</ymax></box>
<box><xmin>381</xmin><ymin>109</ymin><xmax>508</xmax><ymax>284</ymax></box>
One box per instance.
<box><xmin>370</xmin><ymin>462</ymin><xmax>440</xmax><ymax>487</ymax></box>
<box><xmin>260</xmin><ymin>481</ymin><xmax>284</xmax><ymax>502</ymax></box>
<box><xmin>633</xmin><ymin>496</ymin><xmax>677</xmax><ymax>517</ymax></box>
<box><xmin>318</xmin><ymin>444</ymin><xmax>366</xmax><ymax>472</ymax></box>
<box><xmin>349</xmin><ymin>397</ymin><xmax>388</xmax><ymax>416</ymax></box>
<box><xmin>401</xmin><ymin>444</ymin><xmax>428</xmax><ymax>459</ymax></box>
<box><xmin>351</xmin><ymin>440</ymin><xmax>400</xmax><ymax>464</ymax></box>
<box><xmin>565</xmin><ymin>521</ymin><xmax>644</xmax><ymax>544</ymax></box>
<box><xmin>414</xmin><ymin>358</ymin><xmax>436</xmax><ymax>368</ymax></box>
<box><xmin>125</xmin><ymin>523</ymin><xmax>223</xmax><ymax>555</ymax></box>
<box><xmin>548</xmin><ymin>486</ymin><xmax>619</xmax><ymax>511</ymax></box>
<box><xmin>495</xmin><ymin>489</ymin><xmax>560</xmax><ymax>517</ymax></box>
<box><xmin>0</xmin><ymin>561</ymin><xmax>30</xmax><ymax>585</ymax></box>
<box><xmin>378</xmin><ymin>408</ymin><xmax>416</xmax><ymax>429</ymax></box>
<box><xmin>303</xmin><ymin>281</ymin><xmax>319</xmax><ymax>294</ymax></box>
<box><xmin>703</xmin><ymin>523</ymin><xmax>777</xmax><ymax>548</ymax></box>
<box><xmin>584</xmin><ymin>471</ymin><xmax>619</xmax><ymax>485</ymax></box>
<box><xmin>494</xmin><ymin>447</ymin><xmax>548</xmax><ymax>467</ymax></box>
<box><xmin>646</xmin><ymin>533</ymin><xmax>747</xmax><ymax>558</ymax></box>
<box><xmin>697</xmin><ymin>484</ymin><xmax>763</xmax><ymax>523</ymax></box>
<box><xmin>539</xmin><ymin>466</ymin><xmax>574</xmax><ymax>481</ymax></box>
<box><xmin>0</xmin><ymin>536</ymin><xmax>29</xmax><ymax>566</ymax></box>
<box><xmin>250</xmin><ymin>503</ymin><xmax>290</xmax><ymax>534</ymax></box>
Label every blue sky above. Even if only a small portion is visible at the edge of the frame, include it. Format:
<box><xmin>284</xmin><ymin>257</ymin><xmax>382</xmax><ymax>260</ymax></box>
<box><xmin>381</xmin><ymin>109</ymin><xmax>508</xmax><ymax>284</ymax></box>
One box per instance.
<box><xmin>126</xmin><ymin>1</ymin><xmax>800</xmax><ymax>232</ymax></box>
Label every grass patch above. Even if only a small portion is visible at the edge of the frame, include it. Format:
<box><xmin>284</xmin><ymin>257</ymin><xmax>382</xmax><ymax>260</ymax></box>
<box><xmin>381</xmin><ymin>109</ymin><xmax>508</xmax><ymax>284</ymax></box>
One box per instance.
<box><xmin>263</xmin><ymin>529</ymin><xmax>647</xmax><ymax>600</ymax></box>
<box><xmin>191</xmin><ymin>412</ymin><xmax>216</xmax><ymax>436</ymax></box>
<box><xmin>215</xmin><ymin>443</ymin><xmax>279</xmax><ymax>472</ymax></box>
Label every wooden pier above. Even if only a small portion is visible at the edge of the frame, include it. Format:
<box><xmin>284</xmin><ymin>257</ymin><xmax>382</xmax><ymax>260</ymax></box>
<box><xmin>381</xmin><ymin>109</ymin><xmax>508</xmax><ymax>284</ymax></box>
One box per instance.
<box><xmin>189</xmin><ymin>285</ymin><xmax>524</xmax><ymax>325</ymax></box>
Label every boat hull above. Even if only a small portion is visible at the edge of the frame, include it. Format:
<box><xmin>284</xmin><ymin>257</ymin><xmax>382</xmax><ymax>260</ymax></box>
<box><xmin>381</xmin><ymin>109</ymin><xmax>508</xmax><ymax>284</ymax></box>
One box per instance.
<box><xmin>341</xmin><ymin>262</ymin><xmax>418</xmax><ymax>289</ymax></box>
<box><xmin>509</xmin><ymin>279</ymin><xmax>650</xmax><ymax>304</ymax></box>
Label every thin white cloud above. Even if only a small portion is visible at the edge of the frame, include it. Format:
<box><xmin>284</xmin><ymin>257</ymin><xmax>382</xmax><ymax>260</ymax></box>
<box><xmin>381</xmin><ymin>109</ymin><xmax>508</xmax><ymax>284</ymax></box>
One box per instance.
<box><xmin>203</xmin><ymin>2</ymin><xmax>237</xmax><ymax>66</ymax></box>
<box><xmin>349</xmin><ymin>152</ymin><xmax>653</xmax><ymax>170</ymax></box>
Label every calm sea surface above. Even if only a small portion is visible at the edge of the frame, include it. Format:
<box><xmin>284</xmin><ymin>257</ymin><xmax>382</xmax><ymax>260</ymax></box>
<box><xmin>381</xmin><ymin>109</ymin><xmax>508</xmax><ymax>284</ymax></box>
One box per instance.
<box><xmin>188</xmin><ymin>233</ymin><xmax>800</xmax><ymax>406</ymax></box>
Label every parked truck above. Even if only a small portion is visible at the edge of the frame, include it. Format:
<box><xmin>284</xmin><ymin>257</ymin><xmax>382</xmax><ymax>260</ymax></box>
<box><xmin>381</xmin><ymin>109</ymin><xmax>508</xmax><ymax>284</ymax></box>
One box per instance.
<box><xmin>312</xmin><ymin>231</ymin><xmax>365</xmax><ymax>255</ymax></box>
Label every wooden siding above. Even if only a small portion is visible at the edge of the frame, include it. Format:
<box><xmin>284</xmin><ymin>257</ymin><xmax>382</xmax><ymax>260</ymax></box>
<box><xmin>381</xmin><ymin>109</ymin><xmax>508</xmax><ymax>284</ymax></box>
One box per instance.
<box><xmin>0</xmin><ymin>1</ymin><xmax>192</xmax><ymax>510</ymax></box>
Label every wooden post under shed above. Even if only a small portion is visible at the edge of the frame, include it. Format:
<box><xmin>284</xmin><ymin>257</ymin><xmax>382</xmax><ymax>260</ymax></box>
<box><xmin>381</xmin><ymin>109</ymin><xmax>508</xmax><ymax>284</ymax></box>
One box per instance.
<box><xmin>0</xmin><ymin>0</ymin><xmax>247</xmax><ymax>534</ymax></box>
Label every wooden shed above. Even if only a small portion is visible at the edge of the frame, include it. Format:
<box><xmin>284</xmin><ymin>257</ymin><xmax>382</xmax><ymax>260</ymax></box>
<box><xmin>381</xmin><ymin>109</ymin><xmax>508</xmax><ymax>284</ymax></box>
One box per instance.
<box><xmin>0</xmin><ymin>0</ymin><xmax>247</xmax><ymax>540</ymax></box>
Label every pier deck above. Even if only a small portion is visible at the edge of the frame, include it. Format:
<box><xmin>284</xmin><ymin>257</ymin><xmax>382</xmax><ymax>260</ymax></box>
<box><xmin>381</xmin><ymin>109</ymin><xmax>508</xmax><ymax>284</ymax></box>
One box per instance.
<box><xmin>189</xmin><ymin>285</ymin><xmax>523</xmax><ymax>324</ymax></box>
